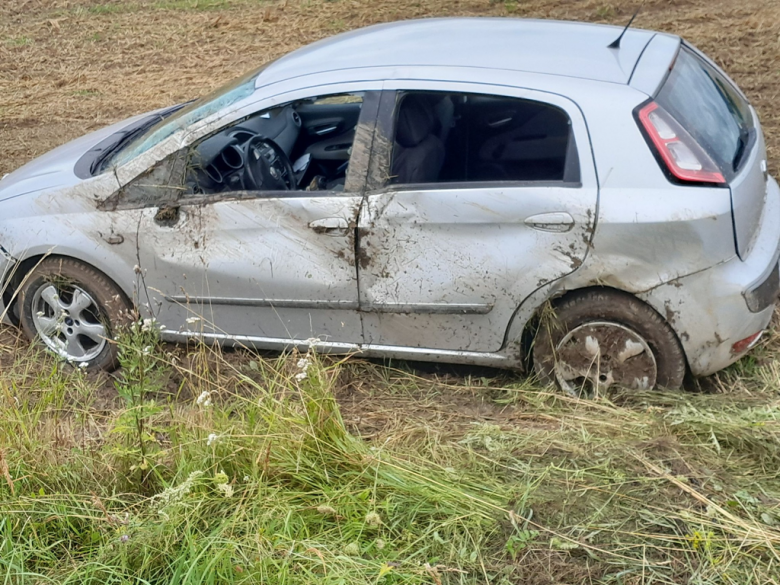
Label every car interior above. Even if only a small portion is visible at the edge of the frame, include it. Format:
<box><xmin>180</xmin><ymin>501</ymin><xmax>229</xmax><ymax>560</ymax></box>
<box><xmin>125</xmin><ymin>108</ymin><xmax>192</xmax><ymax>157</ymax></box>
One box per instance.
<box><xmin>184</xmin><ymin>93</ymin><xmax>364</xmax><ymax>195</ymax></box>
<box><xmin>390</xmin><ymin>91</ymin><xmax>578</xmax><ymax>185</ymax></box>
<box><xmin>181</xmin><ymin>89</ymin><xmax>577</xmax><ymax>196</ymax></box>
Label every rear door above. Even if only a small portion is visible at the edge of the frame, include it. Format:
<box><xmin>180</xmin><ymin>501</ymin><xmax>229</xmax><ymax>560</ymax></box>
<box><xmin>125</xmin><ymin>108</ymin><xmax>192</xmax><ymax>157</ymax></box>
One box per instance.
<box><xmin>356</xmin><ymin>83</ymin><xmax>598</xmax><ymax>353</ymax></box>
<box><xmin>655</xmin><ymin>45</ymin><xmax>766</xmax><ymax>259</ymax></box>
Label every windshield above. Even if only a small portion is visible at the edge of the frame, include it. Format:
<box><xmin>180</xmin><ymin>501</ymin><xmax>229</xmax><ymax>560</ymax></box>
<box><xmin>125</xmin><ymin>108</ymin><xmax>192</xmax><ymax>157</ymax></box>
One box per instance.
<box><xmin>656</xmin><ymin>46</ymin><xmax>752</xmax><ymax>172</ymax></box>
<box><xmin>110</xmin><ymin>65</ymin><xmax>266</xmax><ymax>168</ymax></box>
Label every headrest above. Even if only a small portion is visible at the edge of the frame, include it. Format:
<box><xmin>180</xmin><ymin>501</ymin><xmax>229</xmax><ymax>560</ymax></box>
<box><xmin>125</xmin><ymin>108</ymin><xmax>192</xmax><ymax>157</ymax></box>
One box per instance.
<box><xmin>395</xmin><ymin>94</ymin><xmax>435</xmax><ymax>148</ymax></box>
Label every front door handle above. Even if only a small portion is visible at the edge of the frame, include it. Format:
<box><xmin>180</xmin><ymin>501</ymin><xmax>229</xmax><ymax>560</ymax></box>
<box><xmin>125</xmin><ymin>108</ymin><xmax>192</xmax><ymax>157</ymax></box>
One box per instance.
<box><xmin>309</xmin><ymin>217</ymin><xmax>350</xmax><ymax>235</ymax></box>
<box><xmin>524</xmin><ymin>212</ymin><xmax>575</xmax><ymax>233</ymax></box>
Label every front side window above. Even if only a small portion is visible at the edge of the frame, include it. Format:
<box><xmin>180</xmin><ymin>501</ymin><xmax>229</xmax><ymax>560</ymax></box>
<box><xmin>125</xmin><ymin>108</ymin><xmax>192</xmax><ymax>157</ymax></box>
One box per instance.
<box><xmin>109</xmin><ymin>92</ymin><xmax>367</xmax><ymax>209</ymax></box>
<box><xmin>389</xmin><ymin>91</ymin><xmax>578</xmax><ymax>186</ymax></box>
<box><xmin>184</xmin><ymin>92</ymin><xmax>365</xmax><ymax>196</ymax></box>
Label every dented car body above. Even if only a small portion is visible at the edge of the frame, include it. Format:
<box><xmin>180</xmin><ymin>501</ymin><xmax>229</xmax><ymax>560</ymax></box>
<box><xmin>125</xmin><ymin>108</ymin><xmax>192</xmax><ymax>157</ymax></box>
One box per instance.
<box><xmin>0</xmin><ymin>18</ymin><xmax>778</xmax><ymax>392</ymax></box>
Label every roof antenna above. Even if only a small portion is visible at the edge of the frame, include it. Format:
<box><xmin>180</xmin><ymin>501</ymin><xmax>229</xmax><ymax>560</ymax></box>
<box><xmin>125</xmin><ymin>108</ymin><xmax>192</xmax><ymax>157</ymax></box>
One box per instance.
<box><xmin>608</xmin><ymin>1</ymin><xmax>645</xmax><ymax>49</ymax></box>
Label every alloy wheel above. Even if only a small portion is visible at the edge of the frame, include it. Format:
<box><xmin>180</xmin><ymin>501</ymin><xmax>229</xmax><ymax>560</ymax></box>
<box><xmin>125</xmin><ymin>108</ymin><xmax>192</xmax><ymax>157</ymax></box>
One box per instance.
<box><xmin>31</xmin><ymin>282</ymin><xmax>108</xmax><ymax>364</ymax></box>
<box><xmin>553</xmin><ymin>321</ymin><xmax>657</xmax><ymax>397</ymax></box>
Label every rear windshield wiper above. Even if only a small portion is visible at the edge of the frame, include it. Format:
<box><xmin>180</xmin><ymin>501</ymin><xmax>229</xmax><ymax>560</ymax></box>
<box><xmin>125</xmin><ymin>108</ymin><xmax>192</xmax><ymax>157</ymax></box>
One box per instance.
<box><xmin>732</xmin><ymin>126</ymin><xmax>751</xmax><ymax>171</ymax></box>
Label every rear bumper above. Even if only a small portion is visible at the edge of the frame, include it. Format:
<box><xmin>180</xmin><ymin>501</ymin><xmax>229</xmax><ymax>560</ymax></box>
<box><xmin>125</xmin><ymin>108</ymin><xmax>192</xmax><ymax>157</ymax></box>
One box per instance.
<box><xmin>640</xmin><ymin>175</ymin><xmax>780</xmax><ymax>377</ymax></box>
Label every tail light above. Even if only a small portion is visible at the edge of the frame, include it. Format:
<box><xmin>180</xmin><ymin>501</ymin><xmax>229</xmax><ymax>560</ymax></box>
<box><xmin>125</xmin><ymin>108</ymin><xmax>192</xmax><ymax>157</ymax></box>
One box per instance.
<box><xmin>637</xmin><ymin>102</ymin><xmax>725</xmax><ymax>185</ymax></box>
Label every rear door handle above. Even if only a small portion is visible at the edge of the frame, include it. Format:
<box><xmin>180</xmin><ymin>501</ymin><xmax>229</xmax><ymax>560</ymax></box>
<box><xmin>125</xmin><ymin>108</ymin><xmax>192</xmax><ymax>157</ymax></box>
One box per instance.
<box><xmin>524</xmin><ymin>212</ymin><xmax>575</xmax><ymax>233</ymax></box>
<box><xmin>309</xmin><ymin>217</ymin><xmax>350</xmax><ymax>235</ymax></box>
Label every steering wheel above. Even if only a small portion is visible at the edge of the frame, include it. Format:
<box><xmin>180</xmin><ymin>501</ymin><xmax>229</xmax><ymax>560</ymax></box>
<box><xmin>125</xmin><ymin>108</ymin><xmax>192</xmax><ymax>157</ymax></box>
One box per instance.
<box><xmin>243</xmin><ymin>135</ymin><xmax>297</xmax><ymax>191</ymax></box>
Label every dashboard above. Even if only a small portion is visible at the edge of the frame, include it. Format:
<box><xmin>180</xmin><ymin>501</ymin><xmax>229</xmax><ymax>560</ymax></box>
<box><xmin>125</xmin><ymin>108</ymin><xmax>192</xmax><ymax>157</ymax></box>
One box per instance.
<box><xmin>186</xmin><ymin>105</ymin><xmax>303</xmax><ymax>194</ymax></box>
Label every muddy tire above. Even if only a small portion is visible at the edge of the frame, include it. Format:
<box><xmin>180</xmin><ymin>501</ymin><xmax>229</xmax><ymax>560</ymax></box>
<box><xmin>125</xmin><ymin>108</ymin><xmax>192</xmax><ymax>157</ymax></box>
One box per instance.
<box><xmin>533</xmin><ymin>289</ymin><xmax>686</xmax><ymax>395</ymax></box>
<box><xmin>19</xmin><ymin>257</ymin><xmax>133</xmax><ymax>372</ymax></box>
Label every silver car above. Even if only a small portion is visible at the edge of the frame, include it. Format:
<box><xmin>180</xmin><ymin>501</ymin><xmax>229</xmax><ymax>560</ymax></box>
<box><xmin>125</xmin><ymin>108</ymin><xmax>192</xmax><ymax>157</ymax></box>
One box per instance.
<box><xmin>1</xmin><ymin>18</ymin><xmax>777</xmax><ymax>394</ymax></box>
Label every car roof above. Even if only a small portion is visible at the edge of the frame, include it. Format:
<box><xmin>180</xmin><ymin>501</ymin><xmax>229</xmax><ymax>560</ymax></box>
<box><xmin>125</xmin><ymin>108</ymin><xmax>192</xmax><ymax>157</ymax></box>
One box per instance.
<box><xmin>259</xmin><ymin>18</ymin><xmax>675</xmax><ymax>88</ymax></box>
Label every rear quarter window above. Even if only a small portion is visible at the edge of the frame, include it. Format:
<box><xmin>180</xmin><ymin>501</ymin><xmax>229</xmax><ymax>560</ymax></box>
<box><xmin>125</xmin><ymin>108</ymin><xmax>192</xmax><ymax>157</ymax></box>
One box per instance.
<box><xmin>656</xmin><ymin>46</ymin><xmax>753</xmax><ymax>173</ymax></box>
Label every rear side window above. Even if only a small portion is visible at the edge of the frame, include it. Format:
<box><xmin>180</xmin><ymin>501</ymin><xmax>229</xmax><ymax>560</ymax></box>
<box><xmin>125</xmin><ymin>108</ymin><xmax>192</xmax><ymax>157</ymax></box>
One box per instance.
<box><xmin>389</xmin><ymin>91</ymin><xmax>579</xmax><ymax>186</ymax></box>
<box><xmin>656</xmin><ymin>46</ymin><xmax>752</xmax><ymax>172</ymax></box>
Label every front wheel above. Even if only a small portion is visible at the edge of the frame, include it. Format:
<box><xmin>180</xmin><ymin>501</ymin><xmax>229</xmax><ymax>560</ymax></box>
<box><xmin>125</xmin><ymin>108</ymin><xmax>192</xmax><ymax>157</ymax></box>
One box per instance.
<box><xmin>19</xmin><ymin>257</ymin><xmax>133</xmax><ymax>371</ymax></box>
<box><xmin>533</xmin><ymin>289</ymin><xmax>686</xmax><ymax>396</ymax></box>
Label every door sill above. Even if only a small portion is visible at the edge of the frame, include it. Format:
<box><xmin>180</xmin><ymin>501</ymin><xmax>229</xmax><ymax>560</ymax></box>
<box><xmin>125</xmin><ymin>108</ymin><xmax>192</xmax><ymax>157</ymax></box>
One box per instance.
<box><xmin>165</xmin><ymin>331</ymin><xmax>512</xmax><ymax>367</ymax></box>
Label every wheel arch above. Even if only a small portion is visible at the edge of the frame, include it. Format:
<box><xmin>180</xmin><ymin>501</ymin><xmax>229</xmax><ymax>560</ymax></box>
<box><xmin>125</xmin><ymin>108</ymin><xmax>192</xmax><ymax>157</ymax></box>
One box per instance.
<box><xmin>2</xmin><ymin>252</ymin><xmax>135</xmax><ymax>326</ymax></box>
<box><xmin>510</xmin><ymin>284</ymin><xmax>690</xmax><ymax>375</ymax></box>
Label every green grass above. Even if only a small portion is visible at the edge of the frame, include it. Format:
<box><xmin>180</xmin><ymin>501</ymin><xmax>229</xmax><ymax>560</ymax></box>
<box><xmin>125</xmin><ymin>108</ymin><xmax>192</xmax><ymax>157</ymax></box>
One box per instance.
<box><xmin>4</xmin><ymin>36</ymin><xmax>32</xmax><ymax>46</ymax></box>
<box><xmin>77</xmin><ymin>0</ymin><xmax>254</xmax><ymax>16</ymax></box>
<box><xmin>72</xmin><ymin>89</ymin><xmax>101</xmax><ymax>97</ymax></box>
<box><xmin>1</xmin><ymin>323</ymin><xmax>780</xmax><ymax>584</ymax></box>
<box><xmin>151</xmin><ymin>0</ymin><xmax>234</xmax><ymax>10</ymax></box>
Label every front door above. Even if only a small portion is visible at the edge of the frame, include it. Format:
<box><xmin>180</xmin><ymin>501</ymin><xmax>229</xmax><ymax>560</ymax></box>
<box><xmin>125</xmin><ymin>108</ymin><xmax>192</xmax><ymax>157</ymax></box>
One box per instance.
<box><xmin>357</xmin><ymin>86</ymin><xmax>598</xmax><ymax>353</ymax></box>
<box><xmin>142</xmin><ymin>195</ymin><xmax>363</xmax><ymax>345</ymax></box>
<box><xmin>115</xmin><ymin>89</ymin><xmax>379</xmax><ymax>347</ymax></box>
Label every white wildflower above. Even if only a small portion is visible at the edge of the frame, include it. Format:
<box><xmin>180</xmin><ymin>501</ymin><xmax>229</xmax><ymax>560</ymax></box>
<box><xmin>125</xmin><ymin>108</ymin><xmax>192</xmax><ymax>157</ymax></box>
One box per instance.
<box><xmin>305</xmin><ymin>337</ymin><xmax>322</xmax><ymax>347</ymax></box>
<box><xmin>206</xmin><ymin>433</ymin><xmax>219</xmax><ymax>447</ymax></box>
<box><xmin>141</xmin><ymin>318</ymin><xmax>155</xmax><ymax>332</ymax></box>
<box><xmin>196</xmin><ymin>390</ymin><xmax>212</xmax><ymax>407</ymax></box>
<box><xmin>343</xmin><ymin>542</ymin><xmax>360</xmax><ymax>556</ymax></box>
<box><xmin>142</xmin><ymin>346</ymin><xmax>152</xmax><ymax>355</ymax></box>
<box><xmin>214</xmin><ymin>470</ymin><xmax>231</xmax><ymax>497</ymax></box>
<box><xmin>365</xmin><ymin>511</ymin><xmax>382</xmax><ymax>526</ymax></box>
<box><xmin>375</xmin><ymin>538</ymin><xmax>386</xmax><ymax>550</ymax></box>
<box><xmin>133</xmin><ymin>264</ymin><xmax>142</xmax><ymax>274</ymax></box>
<box><xmin>243</xmin><ymin>475</ymin><xmax>250</xmax><ymax>482</ymax></box>
<box><xmin>152</xmin><ymin>470</ymin><xmax>203</xmax><ymax>510</ymax></box>
<box><xmin>78</xmin><ymin>361</ymin><xmax>89</xmax><ymax>369</ymax></box>
<box><xmin>185</xmin><ymin>316</ymin><xmax>201</xmax><ymax>324</ymax></box>
<box><xmin>294</xmin><ymin>356</ymin><xmax>312</xmax><ymax>381</ymax></box>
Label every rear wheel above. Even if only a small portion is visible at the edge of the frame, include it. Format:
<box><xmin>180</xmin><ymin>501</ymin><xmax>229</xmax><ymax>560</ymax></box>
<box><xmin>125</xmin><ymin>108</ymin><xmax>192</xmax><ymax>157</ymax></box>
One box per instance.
<box><xmin>533</xmin><ymin>289</ymin><xmax>686</xmax><ymax>396</ymax></box>
<box><xmin>19</xmin><ymin>258</ymin><xmax>132</xmax><ymax>371</ymax></box>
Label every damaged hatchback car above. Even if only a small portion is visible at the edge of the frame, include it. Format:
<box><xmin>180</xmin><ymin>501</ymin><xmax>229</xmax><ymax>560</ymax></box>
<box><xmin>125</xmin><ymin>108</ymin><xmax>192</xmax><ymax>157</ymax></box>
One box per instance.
<box><xmin>1</xmin><ymin>17</ymin><xmax>778</xmax><ymax>394</ymax></box>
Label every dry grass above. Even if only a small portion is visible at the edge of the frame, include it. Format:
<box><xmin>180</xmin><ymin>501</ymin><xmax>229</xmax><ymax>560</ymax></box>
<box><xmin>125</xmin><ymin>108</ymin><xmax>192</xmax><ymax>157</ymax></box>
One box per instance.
<box><xmin>2</xmin><ymin>325</ymin><xmax>780</xmax><ymax>583</ymax></box>
<box><xmin>1</xmin><ymin>0</ymin><xmax>780</xmax><ymax>177</ymax></box>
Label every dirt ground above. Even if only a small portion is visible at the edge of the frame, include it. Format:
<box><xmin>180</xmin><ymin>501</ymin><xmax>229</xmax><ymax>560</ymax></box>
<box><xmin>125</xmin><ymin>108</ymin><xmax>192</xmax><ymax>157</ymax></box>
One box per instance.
<box><xmin>1</xmin><ymin>0</ymin><xmax>779</xmax><ymax>180</ymax></box>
